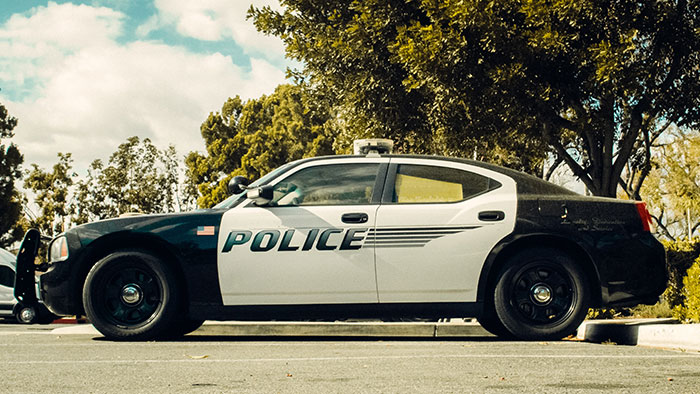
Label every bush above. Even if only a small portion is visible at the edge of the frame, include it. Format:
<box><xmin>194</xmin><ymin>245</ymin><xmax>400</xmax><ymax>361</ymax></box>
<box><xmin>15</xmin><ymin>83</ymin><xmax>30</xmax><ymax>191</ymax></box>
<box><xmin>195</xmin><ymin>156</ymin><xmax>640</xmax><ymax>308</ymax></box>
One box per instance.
<box><xmin>672</xmin><ymin>256</ymin><xmax>700</xmax><ymax>323</ymax></box>
<box><xmin>628</xmin><ymin>300</ymin><xmax>673</xmax><ymax>319</ymax></box>
<box><xmin>663</xmin><ymin>239</ymin><xmax>700</xmax><ymax>309</ymax></box>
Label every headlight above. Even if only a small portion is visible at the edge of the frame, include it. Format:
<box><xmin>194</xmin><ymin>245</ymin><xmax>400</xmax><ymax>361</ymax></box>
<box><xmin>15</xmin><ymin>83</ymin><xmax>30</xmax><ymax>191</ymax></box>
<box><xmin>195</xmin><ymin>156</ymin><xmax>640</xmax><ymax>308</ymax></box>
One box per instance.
<box><xmin>49</xmin><ymin>236</ymin><xmax>69</xmax><ymax>262</ymax></box>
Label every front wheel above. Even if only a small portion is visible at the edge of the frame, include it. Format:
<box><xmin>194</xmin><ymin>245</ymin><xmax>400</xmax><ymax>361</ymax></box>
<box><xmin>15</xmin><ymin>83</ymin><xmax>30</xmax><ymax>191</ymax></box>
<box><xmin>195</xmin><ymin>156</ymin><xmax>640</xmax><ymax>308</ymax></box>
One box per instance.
<box><xmin>83</xmin><ymin>250</ymin><xmax>180</xmax><ymax>341</ymax></box>
<box><xmin>494</xmin><ymin>248</ymin><xmax>589</xmax><ymax>341</ymax></box>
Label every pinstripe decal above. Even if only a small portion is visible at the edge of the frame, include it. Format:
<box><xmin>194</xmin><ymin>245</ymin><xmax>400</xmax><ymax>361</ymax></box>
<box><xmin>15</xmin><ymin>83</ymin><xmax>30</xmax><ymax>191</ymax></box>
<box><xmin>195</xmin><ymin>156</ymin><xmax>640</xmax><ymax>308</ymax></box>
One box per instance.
<box><xmin>364</xmin><ymin>226</ymin><xmax>481</xmax><ymax>248</ymax></box>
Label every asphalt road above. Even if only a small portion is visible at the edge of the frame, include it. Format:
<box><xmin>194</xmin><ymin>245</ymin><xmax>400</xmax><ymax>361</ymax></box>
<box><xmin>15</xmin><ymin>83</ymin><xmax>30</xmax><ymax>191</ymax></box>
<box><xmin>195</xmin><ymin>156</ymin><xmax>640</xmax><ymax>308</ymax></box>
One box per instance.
<box><xmin>1</xmin><ymin>323</ymin><xmax>700</xmax><ymax>393</ymax></box>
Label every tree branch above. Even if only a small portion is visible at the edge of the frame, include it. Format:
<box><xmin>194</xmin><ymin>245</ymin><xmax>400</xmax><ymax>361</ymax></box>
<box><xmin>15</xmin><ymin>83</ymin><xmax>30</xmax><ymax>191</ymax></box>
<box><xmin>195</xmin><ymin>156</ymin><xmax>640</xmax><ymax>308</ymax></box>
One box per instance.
<box><xmin>545</xmin><ymin>154</ymin><xmax>564</xmax><ymax>181</ymax></box>
<box><xmin>542</xmin><ymin>123</ymin><xmax>597</xmax><ymax>193</ymax></box>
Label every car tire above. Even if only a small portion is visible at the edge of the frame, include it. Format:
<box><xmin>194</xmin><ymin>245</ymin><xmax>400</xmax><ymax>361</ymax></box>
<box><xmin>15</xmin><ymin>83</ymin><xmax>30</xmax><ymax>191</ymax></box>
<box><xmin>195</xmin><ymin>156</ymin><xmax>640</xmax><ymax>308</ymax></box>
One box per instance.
<box><xmin>477</xmin><ymin>308</ymin><xmax>513</xmax><ymax>339</ymax></box>
<box><xmin>83</xmin><ymin>250</ymin><xmax>180</xmax><ymax>341</ymax></box>
<box><xmin>15</xmin><ymin>305</ymin><xmax>38</xmax><ymax>324</ymax></box>
<box><xmin>165</xmin><ymin>318</ymin><xmax>205</xmax><ymax>338</ymax></box>
<box><xmin>493</xmin><ymin>248</ymin><xmax>589</xmax><ymax>341</ymax></box>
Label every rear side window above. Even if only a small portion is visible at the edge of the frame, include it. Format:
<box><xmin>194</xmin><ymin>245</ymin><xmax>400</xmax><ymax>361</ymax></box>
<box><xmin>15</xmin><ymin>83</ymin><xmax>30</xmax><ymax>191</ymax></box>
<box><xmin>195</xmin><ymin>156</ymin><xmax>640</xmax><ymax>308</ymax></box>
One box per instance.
<box><xmin>392</xmin><ymin>164</ymin><xmax>498</xmax><ymax>203</ymax></box>
<box><xmin>0</xmin><ymin>266</ymin><xmax>15</xmax><ymax>288</ymax></box>
<box><xmin>271</xmin><ymin>163</ymin><xmax>380</xmax><ymax>206</ymax></box>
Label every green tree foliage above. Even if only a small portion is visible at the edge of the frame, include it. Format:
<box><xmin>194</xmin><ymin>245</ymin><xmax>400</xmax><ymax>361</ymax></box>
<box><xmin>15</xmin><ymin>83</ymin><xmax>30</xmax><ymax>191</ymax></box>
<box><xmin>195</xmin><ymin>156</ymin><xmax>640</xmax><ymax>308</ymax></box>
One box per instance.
<box><xmin>73</xmin><ymin>137</ymin><xmax>185</xmax><ymax>223</ymax></box>
<box><xmin>252</xmin><ymin>0</ymin><xmax>700</xmax><ymax>197</ymax></box>
<box><xmin>642</xmin><ymin>130</ymin><xmax>700</xmax><ymax>240</ymax></box>
<box><xmin>187</xmin><ymin>84</ymin><xmax>335</xmax><ymax>208</ymax></box>
<box><xmin>0</xmin><ymin>102</ymin><xmax>24</xmax><ymax>247</ymax></box>
<box><xmin>24</xmin><ymin>153</ymin><xmax>75</xmax><ymax>237</ymax></box>
<box><xmin>251</xmin><ymin>2</ymin><xmax>548</xmax><ymax>174</ymax></box>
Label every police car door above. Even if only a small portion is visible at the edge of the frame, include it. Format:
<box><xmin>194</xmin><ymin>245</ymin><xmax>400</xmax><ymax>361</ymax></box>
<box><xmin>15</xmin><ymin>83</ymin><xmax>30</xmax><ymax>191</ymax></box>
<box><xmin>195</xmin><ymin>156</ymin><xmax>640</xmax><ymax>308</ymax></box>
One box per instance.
<box><xmin>374</xmin><ymin>159</ymin><xmax>517</xmax><ymax>303</ymax></box>
<box><xmin>217</xmin><ymin>158</ymin><xmax>388</xmax><ymax>305</ymax></box>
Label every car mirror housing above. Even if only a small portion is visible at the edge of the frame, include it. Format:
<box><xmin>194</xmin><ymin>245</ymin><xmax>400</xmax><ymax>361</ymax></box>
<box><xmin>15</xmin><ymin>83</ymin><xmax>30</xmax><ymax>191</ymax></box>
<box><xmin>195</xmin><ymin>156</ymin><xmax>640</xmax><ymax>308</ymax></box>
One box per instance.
<box><xmin>247</xmin><ymin>185</ymin><xmax>274</xmax><ymax>206</ymax></box>
<box><xmin>228</xmin><ymin>176</ymin><xmax>251</xmax><ymax>195</ymax></box>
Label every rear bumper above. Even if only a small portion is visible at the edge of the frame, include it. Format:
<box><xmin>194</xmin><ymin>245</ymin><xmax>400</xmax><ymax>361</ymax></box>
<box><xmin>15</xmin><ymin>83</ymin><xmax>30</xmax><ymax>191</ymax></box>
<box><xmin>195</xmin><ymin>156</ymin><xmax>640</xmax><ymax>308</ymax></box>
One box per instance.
<box><xmin>601</xmin><ymin>232</ymin><xmax>667</xmax><ymax>307</ymax></box>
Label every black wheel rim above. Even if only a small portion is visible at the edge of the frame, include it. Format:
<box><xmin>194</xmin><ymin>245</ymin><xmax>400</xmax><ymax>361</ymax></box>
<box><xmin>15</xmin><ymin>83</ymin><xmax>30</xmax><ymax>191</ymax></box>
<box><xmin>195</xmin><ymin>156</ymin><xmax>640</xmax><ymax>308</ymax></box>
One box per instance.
<box><xmin>101</xmin><ymin>266</ymin><xmax>162</xmax><ymax>327</ymax></box>
<box><xmin>509</xmin><ymin>262</ymin><xmax>576</xmax><ymax>325</ymax></box>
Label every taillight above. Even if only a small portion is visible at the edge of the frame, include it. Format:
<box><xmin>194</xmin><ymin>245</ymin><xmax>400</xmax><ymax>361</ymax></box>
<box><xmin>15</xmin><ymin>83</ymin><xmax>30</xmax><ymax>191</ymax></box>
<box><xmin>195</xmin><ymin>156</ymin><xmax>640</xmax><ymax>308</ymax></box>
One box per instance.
<box><xmin>635</xmin><ymin>202</ymin><xmax>653</xmax><ymax>232</ymax></box>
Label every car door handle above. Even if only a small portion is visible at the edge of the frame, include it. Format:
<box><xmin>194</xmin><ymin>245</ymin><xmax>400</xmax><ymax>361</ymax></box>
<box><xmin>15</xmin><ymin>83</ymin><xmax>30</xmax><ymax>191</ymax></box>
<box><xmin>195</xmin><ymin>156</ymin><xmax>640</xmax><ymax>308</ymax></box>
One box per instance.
<box><xmin>341</xmin><ymin>213</ymin><xmax>369</xmax><ymax>224</ymax></box>
<box><xmin>478</xmin><ymin>210</ymin><xmax>505</xmax><ymax>222</ymax></box>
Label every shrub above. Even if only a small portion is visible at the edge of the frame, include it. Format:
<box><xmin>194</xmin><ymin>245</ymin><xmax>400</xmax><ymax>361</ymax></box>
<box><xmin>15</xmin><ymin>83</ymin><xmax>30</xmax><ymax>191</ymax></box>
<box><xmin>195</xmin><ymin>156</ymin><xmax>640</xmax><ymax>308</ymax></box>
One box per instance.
<box><xmin>663</xmin><ymin>239</ymin><xmax>700</xmax><ymax>309</ymax></box>
<box><xmin>628</xmin><ymin>300</ymin><xmax>673</xmax><ymax>319</ymax></box>
<box><xmin>672</xmin><ymin>256</ymin><xmax>700</xmax><ymax>323</ymax></box>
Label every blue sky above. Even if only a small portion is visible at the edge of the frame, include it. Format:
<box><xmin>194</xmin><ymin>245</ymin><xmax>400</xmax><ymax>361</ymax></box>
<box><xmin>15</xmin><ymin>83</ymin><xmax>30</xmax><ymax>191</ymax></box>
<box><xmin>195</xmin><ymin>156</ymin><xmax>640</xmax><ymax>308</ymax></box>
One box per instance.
<box><xmin>0</xmin><ymin>0</ymin><xmax>291</xmax><ymax>172</ymax></box>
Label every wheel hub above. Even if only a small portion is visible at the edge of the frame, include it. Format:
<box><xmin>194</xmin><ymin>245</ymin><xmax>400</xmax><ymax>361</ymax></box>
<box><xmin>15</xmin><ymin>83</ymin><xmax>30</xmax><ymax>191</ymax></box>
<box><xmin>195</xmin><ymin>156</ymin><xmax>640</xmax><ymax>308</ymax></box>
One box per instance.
<box><xmin>19</xmin><ymin>307</ymin><xmax>36</xmax><ymax>323</ymax></box>
<box><xmin>530</xmin><ymin>283</ymin><xmax>552</xmax><ymax>304</ymax></box>
<box><xmin>121</xmin><ymin>284</ymin><xmax>143</xmax><ymax>305</ymax></box>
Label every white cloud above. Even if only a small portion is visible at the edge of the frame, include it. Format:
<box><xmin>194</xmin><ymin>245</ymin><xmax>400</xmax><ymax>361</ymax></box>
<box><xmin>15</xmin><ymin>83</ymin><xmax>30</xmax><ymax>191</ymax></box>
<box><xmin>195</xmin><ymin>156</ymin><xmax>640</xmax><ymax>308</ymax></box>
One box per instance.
<box><xmin>0</xmin><ymin>2</ymin><xmax>124</xmax><ymax>89</ymax></box>
<box><xmin>0</xmin><ymin>2</ymin><xmax>288</xmax><ymax>173</ymax></box>
<box><xmin>148</xmin><ymin>0</ymin><xmax>287</xmax><ymax>61</ymax></box>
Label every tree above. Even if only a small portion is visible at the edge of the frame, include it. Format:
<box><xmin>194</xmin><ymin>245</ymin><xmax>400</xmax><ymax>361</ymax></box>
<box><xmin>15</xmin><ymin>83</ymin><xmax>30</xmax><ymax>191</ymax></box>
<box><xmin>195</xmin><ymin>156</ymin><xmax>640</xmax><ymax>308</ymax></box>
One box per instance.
<box><xmin>252</xmin><ymin>0</ymin><xmax>700</xmax><ymax>197</ymax></box>
<box><xmin>0</xmin><ymin>102</ymin><xmax>24</xmax><ymax>247</ymax></box>
<box><xmin>73</xmin><ymin>159</ymin><xmax>110</xmax><ymax>225</ymax></box>
<box><xmin>251</xmin><ymin>1</ymin><xmax>548</xmax><ymax>175</ymax></box>
<box><xmin>643</xmin><ymin>129</ymin><xmax>700</xmax><ymax>240</ymax></box>
<box><xmin>24</xmin><ymin>153</ymin><xmax>75</xmax><ymax>237</ymax></box>
<box><xmin>187</xmin><ymin>84</ymin><xmax>335</xmax><ymax>208</ymax></box>
<box><xmin>74</xmin><ymin>137</ymin><xmax>184</xmax><ymax>222</ymax></box>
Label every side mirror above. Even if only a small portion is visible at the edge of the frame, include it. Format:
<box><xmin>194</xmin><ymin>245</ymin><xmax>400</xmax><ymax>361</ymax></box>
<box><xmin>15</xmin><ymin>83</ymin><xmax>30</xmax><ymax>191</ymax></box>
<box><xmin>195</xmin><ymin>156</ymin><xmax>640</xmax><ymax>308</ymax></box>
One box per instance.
<box><xmin>247</xmin><ymin>185</ymin><xmax>274</xmax><ymax>206</ymax></box>
<box><xmin>228</xmin><ymin>176</ymin><xmax>250</xmax><ymax>195</ymax></box>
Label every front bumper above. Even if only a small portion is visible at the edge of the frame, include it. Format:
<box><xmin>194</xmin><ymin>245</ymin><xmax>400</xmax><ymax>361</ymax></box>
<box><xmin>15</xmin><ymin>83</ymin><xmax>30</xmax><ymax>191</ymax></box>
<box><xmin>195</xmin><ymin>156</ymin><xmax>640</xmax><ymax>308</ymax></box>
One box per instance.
<box><xmin>37</xmin><ymin>258</ymin><xmax>81</xmax><ymax>316</ymax></box>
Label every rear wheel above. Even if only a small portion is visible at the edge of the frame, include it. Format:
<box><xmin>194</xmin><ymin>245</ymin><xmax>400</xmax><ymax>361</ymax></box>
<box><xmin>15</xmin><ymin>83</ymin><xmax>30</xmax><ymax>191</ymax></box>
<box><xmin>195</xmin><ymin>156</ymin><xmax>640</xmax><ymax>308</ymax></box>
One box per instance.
<box><xmin>83</xmin><ymin>250</ymin><xmax>180</xmax><ymax>341</ymax></box>
<box><xmin>494</xmin><ymin>248</ymin><xmax>589</xmax><ymax>340</ymax></box>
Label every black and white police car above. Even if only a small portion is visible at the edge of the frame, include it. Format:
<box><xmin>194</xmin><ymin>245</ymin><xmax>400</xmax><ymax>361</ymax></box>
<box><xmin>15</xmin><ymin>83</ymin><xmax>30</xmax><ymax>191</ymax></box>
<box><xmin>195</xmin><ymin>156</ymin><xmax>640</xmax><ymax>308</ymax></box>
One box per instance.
<box><xmin>16</xmin><ymin>139</ymin><xmax>666</xmax><ymax>340</ymax></box>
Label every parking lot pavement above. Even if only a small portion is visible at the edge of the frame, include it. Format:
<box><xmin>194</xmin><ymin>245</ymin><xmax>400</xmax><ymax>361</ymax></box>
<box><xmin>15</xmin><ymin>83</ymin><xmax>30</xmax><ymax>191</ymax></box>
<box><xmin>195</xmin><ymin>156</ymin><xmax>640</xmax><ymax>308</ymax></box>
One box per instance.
<box><xmin>1</xmin><ymin>325</ymin><xmax>699</xmax><ymax>393</ymax></box>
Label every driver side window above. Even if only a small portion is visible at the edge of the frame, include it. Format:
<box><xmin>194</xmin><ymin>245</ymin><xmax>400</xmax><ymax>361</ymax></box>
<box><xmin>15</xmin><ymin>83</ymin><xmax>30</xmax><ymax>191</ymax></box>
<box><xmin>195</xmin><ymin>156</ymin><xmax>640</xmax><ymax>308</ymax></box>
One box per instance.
<box><xmin>271</xmin><ymin>163</ymin><xmax>380</xmax><ymax>206</ymax></box>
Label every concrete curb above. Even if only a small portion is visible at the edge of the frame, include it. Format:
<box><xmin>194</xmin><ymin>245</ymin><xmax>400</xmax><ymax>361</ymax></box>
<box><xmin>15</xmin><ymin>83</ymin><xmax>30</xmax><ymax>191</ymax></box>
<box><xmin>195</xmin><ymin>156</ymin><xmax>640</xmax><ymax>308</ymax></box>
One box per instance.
<box><xmin>50</xmin><ymin>320</ymin><xmax>492</xmax><ymax>337</ymax></box>
<box><xmin>193</xmin><ymin>320</ymin><xmax>492</xmax><ymax>337</ymax></box>
<box><xmin>577</xmin><ymin>319</ymin><xmax>700</xmax><ymax>352</ymax></box>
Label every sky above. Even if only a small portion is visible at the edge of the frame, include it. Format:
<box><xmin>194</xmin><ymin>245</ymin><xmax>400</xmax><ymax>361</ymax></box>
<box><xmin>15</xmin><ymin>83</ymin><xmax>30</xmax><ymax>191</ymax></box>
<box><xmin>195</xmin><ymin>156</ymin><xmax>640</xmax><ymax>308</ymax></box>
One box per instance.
<box><xmin>0</xmin><ymin>0</ymin><xmax>292</xmax><ymax>173</ymax></box>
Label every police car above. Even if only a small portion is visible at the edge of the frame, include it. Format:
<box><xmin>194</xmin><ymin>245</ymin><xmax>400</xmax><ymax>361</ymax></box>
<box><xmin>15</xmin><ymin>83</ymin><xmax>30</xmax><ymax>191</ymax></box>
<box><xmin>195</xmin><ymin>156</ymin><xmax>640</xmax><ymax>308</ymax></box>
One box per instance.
<box><xmin>16</xmin><ymin>139</ymin><xmax>666</xmax><ymax>341</ymax></box>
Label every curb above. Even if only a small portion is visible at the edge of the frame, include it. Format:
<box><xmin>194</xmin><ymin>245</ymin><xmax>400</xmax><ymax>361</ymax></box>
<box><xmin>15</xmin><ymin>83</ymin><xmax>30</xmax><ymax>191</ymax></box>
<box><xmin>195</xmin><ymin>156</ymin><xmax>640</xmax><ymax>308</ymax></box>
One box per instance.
<box><xmin>50</xmin><ymin>320</ymin><xmax>492</xmax><ymax>337</ymax></box>
<box><xmin>577</xmin><ymin>319</ymin><xmax>700</xmax><ymax>352</ymax></box>
<box><xmin>195</xmin><ymin>320</ymin><xmax>491</xmax><ymax>338</ymax></box>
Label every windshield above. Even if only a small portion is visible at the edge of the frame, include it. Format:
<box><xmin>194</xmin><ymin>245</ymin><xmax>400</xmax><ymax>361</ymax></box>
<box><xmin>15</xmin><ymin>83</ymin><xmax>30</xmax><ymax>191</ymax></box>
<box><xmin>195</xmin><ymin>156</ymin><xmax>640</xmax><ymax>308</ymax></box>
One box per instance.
<box><xmin>212</xmin><ymin>162</ymin><xmax>296</xmax><ymax>209</ymax></box>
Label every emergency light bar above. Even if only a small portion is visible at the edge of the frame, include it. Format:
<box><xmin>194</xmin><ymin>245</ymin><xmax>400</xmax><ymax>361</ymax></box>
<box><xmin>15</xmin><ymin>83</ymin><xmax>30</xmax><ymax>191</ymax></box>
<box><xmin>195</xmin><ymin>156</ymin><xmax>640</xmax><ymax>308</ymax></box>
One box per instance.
<box><xmin>353</xmin><ymin>139</ymin><xmax>394</xmax><ymax>155</ymax></box>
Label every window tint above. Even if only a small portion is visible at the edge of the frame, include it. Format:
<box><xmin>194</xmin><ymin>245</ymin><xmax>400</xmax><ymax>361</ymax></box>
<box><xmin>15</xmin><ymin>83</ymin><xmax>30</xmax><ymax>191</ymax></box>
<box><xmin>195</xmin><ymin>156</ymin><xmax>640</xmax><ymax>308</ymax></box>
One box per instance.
<box><xmin>0</xmin><ymin>266</ymin><xmax>15</xmax><ymax>288</ymax></box>
<box><xmin>392</xmin><ymin>164</ymin><xmax>494</xmax><ymax>203</ymax></box>
<box><xmin>271</xmin><ymin>163</ymin><xmax>380</xmax><ymax>206</ymax></box>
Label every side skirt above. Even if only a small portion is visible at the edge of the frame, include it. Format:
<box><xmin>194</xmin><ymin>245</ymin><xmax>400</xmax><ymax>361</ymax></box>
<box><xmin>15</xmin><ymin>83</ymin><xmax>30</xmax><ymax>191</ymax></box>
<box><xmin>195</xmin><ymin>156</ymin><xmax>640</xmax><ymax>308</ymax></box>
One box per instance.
<box><xmin>189</xmin><ymin>302</ymin><xmax>483</xmax><ymax>321</ymax></box>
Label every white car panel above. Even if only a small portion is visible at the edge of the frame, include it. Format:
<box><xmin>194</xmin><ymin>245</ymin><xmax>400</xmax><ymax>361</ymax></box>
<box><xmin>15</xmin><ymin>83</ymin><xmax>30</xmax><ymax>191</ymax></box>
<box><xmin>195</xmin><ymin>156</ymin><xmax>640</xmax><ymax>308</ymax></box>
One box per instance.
<box><xmin>374</xmin><ymin>159</ymin><xmax>517</xmax><ymax>303</ymax></box>
<box><xmin>217</xmin><ymin>157</ymin><xmax>389</xmax><ymax>305</ymax></box>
